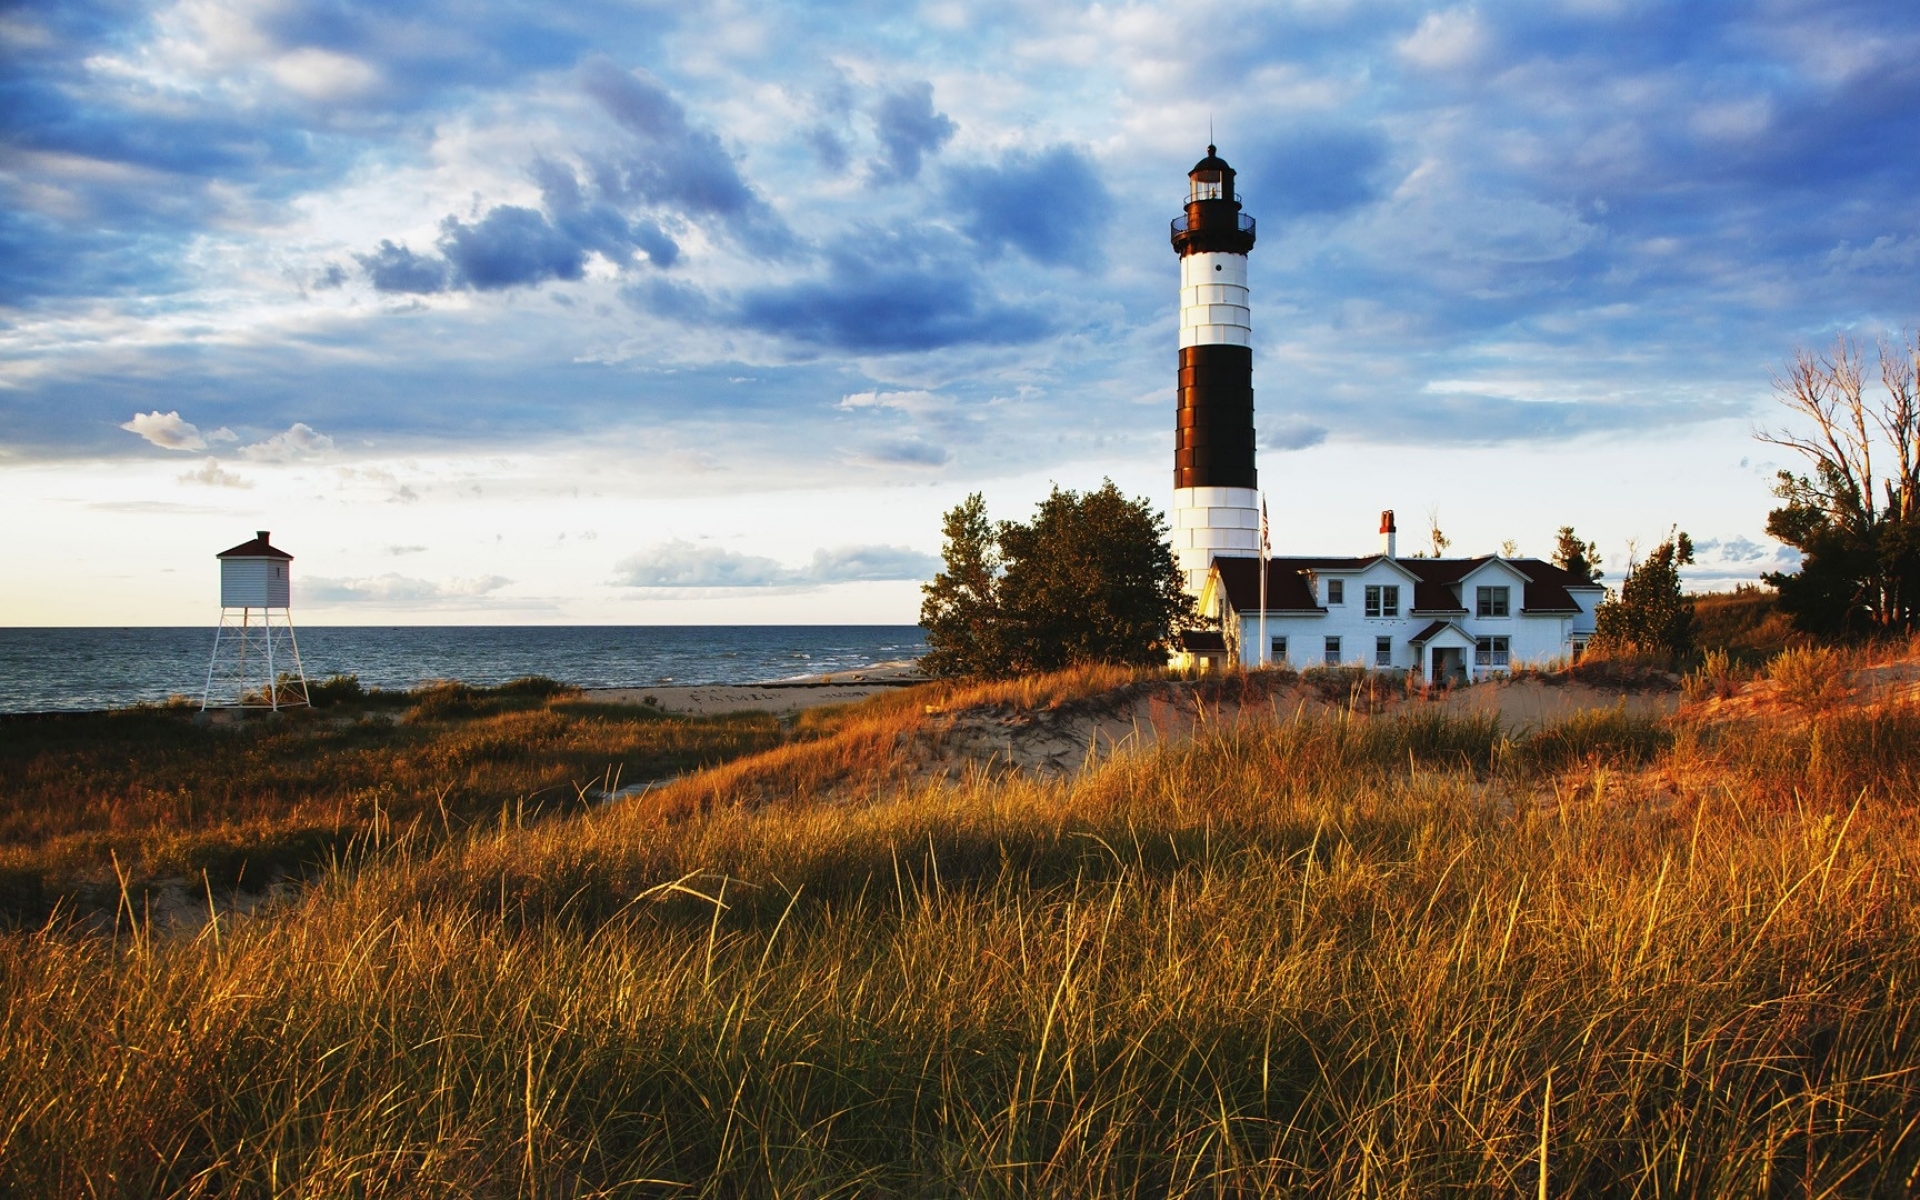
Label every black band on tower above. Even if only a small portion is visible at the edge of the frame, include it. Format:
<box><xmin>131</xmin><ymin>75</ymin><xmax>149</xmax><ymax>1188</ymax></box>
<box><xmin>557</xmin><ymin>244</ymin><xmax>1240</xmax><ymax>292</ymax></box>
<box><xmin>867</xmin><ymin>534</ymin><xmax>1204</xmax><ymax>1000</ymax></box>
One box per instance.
<box><xmin>1175</xmin><ymin>343</ymin><xmax>1256</xmax><ymax>490</ymax></box>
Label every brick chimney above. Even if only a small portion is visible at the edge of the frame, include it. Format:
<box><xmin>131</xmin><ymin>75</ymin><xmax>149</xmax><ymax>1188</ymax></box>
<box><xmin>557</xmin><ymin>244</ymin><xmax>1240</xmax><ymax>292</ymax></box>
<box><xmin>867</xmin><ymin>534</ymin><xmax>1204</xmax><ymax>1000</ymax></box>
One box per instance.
<box><xmin>1379</xmin><ymin>510</ymin><xmax>1396</xmax><ymax>558</ymax></box>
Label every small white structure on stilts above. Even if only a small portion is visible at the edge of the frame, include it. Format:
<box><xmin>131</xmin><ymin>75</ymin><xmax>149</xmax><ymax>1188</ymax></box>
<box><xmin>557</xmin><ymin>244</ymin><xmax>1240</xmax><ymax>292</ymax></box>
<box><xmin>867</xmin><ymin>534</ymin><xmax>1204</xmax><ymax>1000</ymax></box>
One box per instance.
<box><xmin>202</xmin><ymin>530</ymin><xmax>309</xmax><ymax>711</ymax></box>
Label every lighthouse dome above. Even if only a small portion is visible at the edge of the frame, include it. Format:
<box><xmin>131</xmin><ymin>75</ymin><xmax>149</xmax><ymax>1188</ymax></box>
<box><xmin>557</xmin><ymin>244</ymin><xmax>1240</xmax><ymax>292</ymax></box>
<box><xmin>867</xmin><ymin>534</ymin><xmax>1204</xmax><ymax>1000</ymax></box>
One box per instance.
<box><xmin>1189</xmin><ymin>146</ymin><xmax>1232</xmax><ymax>176</ymax></box>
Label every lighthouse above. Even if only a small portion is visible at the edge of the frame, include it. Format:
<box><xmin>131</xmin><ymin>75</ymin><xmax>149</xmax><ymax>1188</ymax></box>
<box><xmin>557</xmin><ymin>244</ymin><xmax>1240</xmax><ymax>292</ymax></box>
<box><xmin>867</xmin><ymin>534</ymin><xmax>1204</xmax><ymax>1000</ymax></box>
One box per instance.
<box><xmin>1169</xmin><ymin>145</ymin><xmax>1259</xmax><ymax>597</ymax></box>
<box><xmin>201</xmin><ymin>530</ymin><xmax>310</xmax><ymax>711</ymax></box>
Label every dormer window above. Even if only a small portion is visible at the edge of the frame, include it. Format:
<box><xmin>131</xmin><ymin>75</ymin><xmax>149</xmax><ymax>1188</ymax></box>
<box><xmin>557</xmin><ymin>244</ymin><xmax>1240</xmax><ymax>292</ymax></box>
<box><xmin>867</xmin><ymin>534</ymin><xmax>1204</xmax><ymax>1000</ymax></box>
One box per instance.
<box><xmin>1365</xmin><ymin>584</ymin><xmax>1400</xmax><ymax>618</ymax></box>
<box><xmin>1327</xmin><ymin>579</ymin><xmax>1345</xmax><ymax>605</ymax></box>
<box><xmin>1476</xmin><ymin>586</ymin><xmax>1510</xmax><ymax>618</ymax></box>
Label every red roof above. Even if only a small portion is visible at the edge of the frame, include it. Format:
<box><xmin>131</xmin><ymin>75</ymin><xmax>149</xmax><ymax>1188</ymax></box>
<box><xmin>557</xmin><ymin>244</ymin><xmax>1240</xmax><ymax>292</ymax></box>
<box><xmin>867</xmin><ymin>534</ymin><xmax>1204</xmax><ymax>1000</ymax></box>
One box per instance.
<box><xmin>217</xmin><ymin>531</ymin><xmax>293</xmax><ymax>560</ymax></box>
<box><xmin>1214</xmin><ymin>555</ymin><xmax>1599</xmax><ymax>616</ymax></box>
<box><xmin>1213</xmin><ymin>557</ymin><xmax>1325</xmax><ymax>613</ymax></box>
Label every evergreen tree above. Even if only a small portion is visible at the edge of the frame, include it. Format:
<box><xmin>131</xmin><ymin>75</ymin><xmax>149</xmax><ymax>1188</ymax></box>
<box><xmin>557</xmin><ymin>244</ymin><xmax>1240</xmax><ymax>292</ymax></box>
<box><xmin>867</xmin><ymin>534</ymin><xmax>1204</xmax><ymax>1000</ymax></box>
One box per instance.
<box><xmin>1551</xmin><ymin>526</ymin><xmax>1603</xmax><ymax>582</ymax></box>
<box><xmin>917</xmin><ymin>482</ymin><xmax>1193</xmax><ymax>677</ymax></box>
<box><xmin>1592</xmin><ymin>530</ymin><xmax>1695</xmax><ymax>661</ymax></box>
<box><xmin>918</xmin><ymin>493</ymin><xmax>1005</xmax><ymax>678</ymax></box>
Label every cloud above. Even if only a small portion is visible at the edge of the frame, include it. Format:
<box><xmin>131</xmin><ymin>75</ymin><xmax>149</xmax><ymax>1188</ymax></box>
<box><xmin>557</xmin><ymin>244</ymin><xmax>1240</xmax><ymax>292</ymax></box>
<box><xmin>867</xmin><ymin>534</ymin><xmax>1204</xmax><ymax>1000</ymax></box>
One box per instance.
<box><xmin>946</xmin><ymin>145</ymin><xmax>1112</xmax><ymax>268</ymax></box>
<box><xmin>870</xmin><ymin>81</ymin><xmax>955</xmax><ymax>183</ymax></box>
<box><xmin>122</xmin><ymin>411</ymin><xmax>208</xmax><ymax>451</ymax></box>
<box><xmin>179</xmin><ymin>457</ymin><xmax>253</xmax><ymax>488</ymax></box>
<box><xmin>357</xmin><ymin>241</ymin><xmax>450</xmax><ymax>294</ymax></box>
<box><xmin>302</xmin><ymin>574</ymin><xmax>513</xmax><ymax>603</ymax></box>
<box><xmin>438</xmin><ymin>205</ymin><xmax>587</xmax><ymax>290</ymax></box>
<box><xmin>613</xmin><ymin>540</ymin><xmax>936</xmax><ymax>587</ymax></box>
<box><xmin>733</xmin><ymin>229</ymin><xmax>1048</xmax><ymax>352</ymax></box>
<box><xmin>1263</xmin><ymin>421</ymin><xmax>1330</xmax><ymax>452</ymax></box>
<box><xmin>240</xmin><ymin>423</ymin><xmax>335</xmax><ymax>462</ymax></box>
<box><xmin>805</xmin><ymin>544</ymin><xmax>940</xmax><ymax>581</ymax></box>
<box><xmin>1398</xmin><ymin>8</ymin><xmax>1489</xmax><ymax>71</ymax></box>
<box><xmin>855</xmin><ymin>438</ymin><xmax>951</xmax><ymax>467</ymax></box>
<box><xmin>385</xmin><ymin>544</ymin><xmax>428</xmax><ymax>555</ymax></box>
<box><xmin>839</xmin><ymin>390</ymin><xmax>943</xmax><ymax>415</ymax></box>
<box><xmin>1241</xmin><ymin>125</ymin><xmax>1390</xmax><ymax>219</ymax></box>
<box><xmin>613</xmin><ymin>541</ymin><xmax>793</xmax><ymax>587</ymax></box>
<box><xmin>580</xmin><ymin>58</ymin><xmax>790</xmax><ymax>253</ymax></box>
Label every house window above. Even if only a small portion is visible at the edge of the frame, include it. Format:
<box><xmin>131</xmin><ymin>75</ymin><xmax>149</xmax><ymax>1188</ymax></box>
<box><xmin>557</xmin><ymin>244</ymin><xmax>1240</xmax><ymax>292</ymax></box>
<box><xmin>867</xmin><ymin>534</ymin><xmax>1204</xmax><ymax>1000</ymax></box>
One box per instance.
<box><xmin>1365</xmin><ymin>585</ymin><xmax>1402</xmax><ymax>617</ymax></box>
<box><xmin>1476</xmin><ymin>586</ymin><xmax>1510</xmax><ymax>618</ymax></box>
<box><xmin>1326</xmin><ymin>579</ymin><xmax>1344</xmax><ymax>605</ymax></box>
<box><xmin>1475</xmin><ymin>636</ymin><xmax>1511</xmax><ymax>667</ymax></box>
<box><xmin>1375</xmin><ymin>636</ymin><xmax>1392</xmax><ymax>666</ymax></box>
<box><xmin>1271</xmin><ymin>636</ymin><xmax>1287</xmax><ymax>660</ymax></box>
<box><xmin>1571</xmin><ymin>638</ymin><xmax>1587</xmax><ymax>663</ymax></box>
<box><xmin>1365</xmin><ymin>585</ymin><xmax>1380</xmax><ymax>617</ymax></box>
<box><xmin>1324</xmin><ymin>636</ymin><xmax>1341</xmax><ymax>664</ymax></box>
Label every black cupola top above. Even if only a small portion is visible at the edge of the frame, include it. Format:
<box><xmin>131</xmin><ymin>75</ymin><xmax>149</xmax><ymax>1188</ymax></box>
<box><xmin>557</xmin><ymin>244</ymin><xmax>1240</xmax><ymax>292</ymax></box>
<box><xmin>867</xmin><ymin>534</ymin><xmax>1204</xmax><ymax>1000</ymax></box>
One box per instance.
<box><xmin>1173</xmin><ymin>144</ymin><xmax>1255</xmax><ymax>255</ymax></box>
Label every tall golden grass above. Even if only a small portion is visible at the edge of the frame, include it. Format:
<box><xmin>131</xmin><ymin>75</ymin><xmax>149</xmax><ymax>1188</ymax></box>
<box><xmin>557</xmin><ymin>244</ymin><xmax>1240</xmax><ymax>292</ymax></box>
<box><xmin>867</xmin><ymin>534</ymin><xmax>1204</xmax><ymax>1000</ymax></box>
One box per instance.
<box><xmin>6</xmin><ymin>670</ymin><xmax>1920</xmax><ymax>1195</ymax></box>
<box><xmin>0</xmin><ymin>681</ymin><xmax>791</xmax><ymax>920</ymax></box>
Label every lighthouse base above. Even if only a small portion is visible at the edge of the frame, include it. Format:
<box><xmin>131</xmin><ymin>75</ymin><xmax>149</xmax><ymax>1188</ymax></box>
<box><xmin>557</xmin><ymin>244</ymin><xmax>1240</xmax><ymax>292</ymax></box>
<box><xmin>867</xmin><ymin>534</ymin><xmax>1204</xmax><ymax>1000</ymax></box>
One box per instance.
<box><xmin>1171</xmin><ymin>486</ymin><xmax>1262</xmax><ymax>598</ymax></box>
<box><xmin>202</xmin><ymin>607</ymin><xmax>311</xmax><ymax>711</ymax></box>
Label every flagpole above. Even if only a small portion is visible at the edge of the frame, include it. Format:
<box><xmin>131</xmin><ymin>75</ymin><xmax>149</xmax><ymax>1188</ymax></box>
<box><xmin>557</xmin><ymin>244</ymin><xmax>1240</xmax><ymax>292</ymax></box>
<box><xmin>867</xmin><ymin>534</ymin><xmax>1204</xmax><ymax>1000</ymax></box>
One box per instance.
<box><xmin>1258</xmin><ymin>493</ymin><xmax>1270</xmax><ymax>669</ymax></box>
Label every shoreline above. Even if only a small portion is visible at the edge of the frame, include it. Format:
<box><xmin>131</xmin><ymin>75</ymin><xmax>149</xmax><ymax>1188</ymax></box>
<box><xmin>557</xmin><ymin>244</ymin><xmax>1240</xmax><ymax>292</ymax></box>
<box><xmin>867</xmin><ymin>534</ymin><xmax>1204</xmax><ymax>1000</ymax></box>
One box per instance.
<box><xmin>0</xmin><ymin>660</ymin><xmax>931</xmax><ymax>720</ymax></box>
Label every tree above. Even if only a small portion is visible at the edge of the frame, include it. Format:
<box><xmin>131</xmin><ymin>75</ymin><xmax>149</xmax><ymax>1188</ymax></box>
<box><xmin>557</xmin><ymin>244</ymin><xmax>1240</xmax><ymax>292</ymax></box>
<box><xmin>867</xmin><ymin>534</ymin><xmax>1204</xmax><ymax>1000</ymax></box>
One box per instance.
<box><xmin>1758</xmin><ymin>332</ymin><xmax>1920</xmax><ymax>633</ymax></box>
<box><xmin>1551</xmin><ymin>526</ymin><xmax>1603</xmax><ymax>582</ymax></box>
<box><xmin>1592</xmin><ymin>530</ymin><xmax>1694</xmax><ymax>661</ymax></box>
<box><xmin>918</xmin><ymin>493</ymin><xmax>1006</xmax><ymax>677</ymax></box>
<box><xmin>1426</xmin><ymin>507</ymin><xmax>1451</xmax><ymax>557</ymax></box>
<box><xmin>917</xmin><ymin>482</ymin><xmax>1194</xmax><ymax>678</ymax></box>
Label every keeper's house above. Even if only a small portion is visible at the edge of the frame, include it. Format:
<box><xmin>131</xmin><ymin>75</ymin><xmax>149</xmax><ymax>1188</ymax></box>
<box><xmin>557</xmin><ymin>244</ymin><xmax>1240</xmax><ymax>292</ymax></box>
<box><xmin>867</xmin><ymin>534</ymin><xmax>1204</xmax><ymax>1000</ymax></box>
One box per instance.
<box><xmin>1193</xmin><ymin>511</ymin><xmax>1604</xmax><ymax>683</ymax></box>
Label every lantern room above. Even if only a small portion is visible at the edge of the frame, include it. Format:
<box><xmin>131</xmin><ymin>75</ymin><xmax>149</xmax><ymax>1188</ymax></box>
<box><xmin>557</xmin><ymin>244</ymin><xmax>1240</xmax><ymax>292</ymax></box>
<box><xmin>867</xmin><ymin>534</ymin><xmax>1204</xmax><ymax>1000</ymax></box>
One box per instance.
<box><xmin>217</xmin><ymin>530</ymin><xmax>293</xmax><ymax>609</ymax></box>
<box><xmin>1171</xmin><ymin>145</ymin><xmax>1257</xmax><ymax>257</ymax></box>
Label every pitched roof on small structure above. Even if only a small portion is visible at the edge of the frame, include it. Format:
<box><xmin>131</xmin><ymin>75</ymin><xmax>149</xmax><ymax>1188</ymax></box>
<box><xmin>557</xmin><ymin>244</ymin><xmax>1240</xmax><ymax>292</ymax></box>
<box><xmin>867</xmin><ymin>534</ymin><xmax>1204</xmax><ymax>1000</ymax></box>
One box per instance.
<box><xmin>217</xmin><ymin>531</ymin><xmax>293</xmax><ymax>560</ymax></box>
<box><xmin>1177</xmin><ymin>629</ymin><xmax>1226</xmax><ymax>652</ymax></box>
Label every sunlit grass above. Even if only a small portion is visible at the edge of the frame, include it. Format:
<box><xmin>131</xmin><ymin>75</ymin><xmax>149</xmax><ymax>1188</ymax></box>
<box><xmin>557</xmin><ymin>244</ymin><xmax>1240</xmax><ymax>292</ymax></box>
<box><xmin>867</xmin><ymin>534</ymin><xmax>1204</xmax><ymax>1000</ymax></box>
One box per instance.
<box><xmin>0</xmin><ymin>678</ymin><xmax>795</xmax><ymax>917</ymax></box>
<box><xmin>6</xmin><ymin>668</ymin><xmax>1920</xmax><ymax>1195</ymax></box>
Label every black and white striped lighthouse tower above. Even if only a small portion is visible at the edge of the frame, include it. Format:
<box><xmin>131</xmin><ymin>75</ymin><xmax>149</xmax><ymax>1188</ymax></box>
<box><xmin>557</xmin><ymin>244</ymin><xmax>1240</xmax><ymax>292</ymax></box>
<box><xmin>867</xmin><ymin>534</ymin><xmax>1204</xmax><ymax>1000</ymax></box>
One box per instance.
<box><xmin>1169</xmin><ymin>145</ymin><xmax>1259</xmax><ymax>596</ymax></box>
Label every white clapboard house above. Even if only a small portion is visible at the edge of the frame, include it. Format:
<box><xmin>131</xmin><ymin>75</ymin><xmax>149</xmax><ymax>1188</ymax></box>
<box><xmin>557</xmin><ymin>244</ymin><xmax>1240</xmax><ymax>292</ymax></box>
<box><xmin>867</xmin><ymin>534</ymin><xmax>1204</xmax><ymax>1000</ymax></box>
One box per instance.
<box><xmin>1185</xmin><ymin>512</ymin><xmax>1604</xmax><ymax>683</ymax></box>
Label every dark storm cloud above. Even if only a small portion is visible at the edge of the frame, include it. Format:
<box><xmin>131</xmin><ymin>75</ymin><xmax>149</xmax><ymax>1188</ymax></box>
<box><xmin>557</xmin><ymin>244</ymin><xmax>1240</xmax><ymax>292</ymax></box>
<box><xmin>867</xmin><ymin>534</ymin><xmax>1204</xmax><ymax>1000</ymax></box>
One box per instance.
<box><xmin>869</xmin><ymin>81</ymin><xmax>955</xmax><ymax>183</ymax></box>
<box><xmin>946</xmin><ymin>145</ymin><xmax>1113</xmax><ymax>268</ymax></box>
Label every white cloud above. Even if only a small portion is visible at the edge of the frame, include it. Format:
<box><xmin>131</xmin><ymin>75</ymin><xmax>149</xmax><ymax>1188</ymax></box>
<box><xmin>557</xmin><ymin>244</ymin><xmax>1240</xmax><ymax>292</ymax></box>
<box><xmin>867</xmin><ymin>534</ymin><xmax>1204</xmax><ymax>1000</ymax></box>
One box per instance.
<box><xmin>241</xmin><ymin>422</ymin><xmax>336</xmax><ymax>462</ymax></box>
<box><xmin>302</xmin><ymin>573</ymin><xmax>513</xmax><ymax>603</ymax></box>
<box><xmin>613</xmin><ymin>540</ymin><xmax>937</xmax><ymax>588</ymax></box>
<box><xmin>122</xmin><ymin>410</ymin><xmax>206</xmax><ymax>450</ymax></box>
<box><xmin>270</xmin><ymin>47</ymin><xmax>381</xmax><ymax>102</ymax></box>
<box><xmin>1397</xmin><ymin>8</ymin><xmax>1488</xmax><ymax>71</ymax></box>
<box><xmin>839</xmin><ymin>389</ymin><xmax>943</xmax><ymax>416</ymax></box>
<box><xmin>179</xmin><ymin>457</ymin><xmax>253</xmax><ymax>488</ymax></box>
<box><xmin>613</xmin><ymin>540</ymin><xmax>792</xmax><ymax>587</ymax></box>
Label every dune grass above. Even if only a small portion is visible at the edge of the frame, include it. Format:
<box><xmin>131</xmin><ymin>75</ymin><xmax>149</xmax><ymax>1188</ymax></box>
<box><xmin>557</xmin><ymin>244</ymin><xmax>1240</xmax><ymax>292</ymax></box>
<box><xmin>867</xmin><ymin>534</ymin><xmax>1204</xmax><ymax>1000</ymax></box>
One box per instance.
<box><xmin>6</xmin><ymin>670</ymin><xmax>1920</xmax><ymax>1196</ymax></box>
<box><xmin>0</xmin><ymin>679</ymin><xmax>797</xmax><ymax>922</ymax></box>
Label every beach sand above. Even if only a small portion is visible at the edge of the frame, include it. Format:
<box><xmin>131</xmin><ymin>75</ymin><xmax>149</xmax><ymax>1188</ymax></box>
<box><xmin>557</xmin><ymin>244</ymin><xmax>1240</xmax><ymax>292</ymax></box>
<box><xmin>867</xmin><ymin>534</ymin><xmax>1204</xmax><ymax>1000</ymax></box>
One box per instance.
<box><xmin>583</xmin><ymin>660</ymin><xmax>927</xmax><ymax>716</ymax></box>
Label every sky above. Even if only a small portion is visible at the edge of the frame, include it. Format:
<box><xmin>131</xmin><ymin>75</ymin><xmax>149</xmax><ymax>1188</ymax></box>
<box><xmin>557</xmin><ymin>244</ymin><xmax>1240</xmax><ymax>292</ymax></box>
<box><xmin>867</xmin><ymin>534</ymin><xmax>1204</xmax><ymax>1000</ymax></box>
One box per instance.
<box><xmin>3</xmin><ymin>0</ymin><xmax>1917</xmax><ymax>625</ymax></box>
